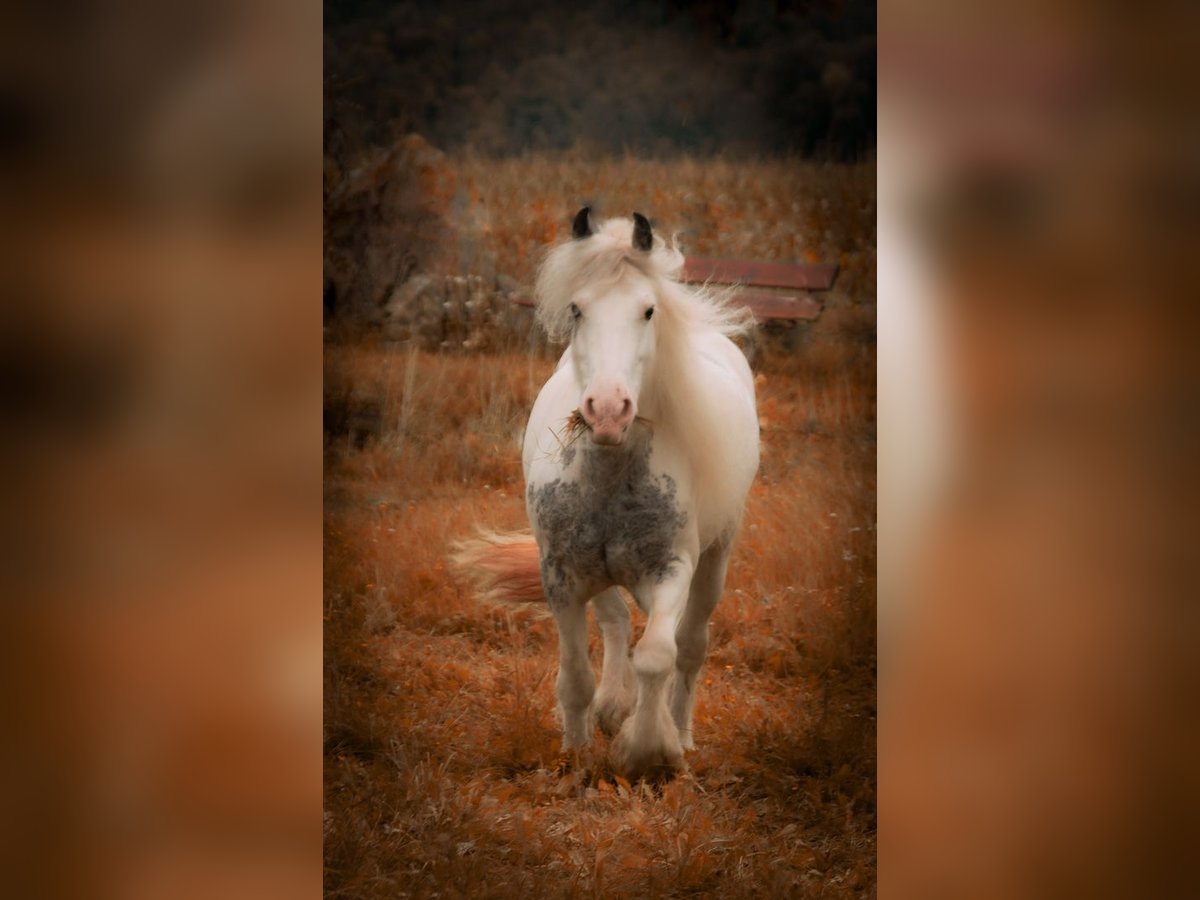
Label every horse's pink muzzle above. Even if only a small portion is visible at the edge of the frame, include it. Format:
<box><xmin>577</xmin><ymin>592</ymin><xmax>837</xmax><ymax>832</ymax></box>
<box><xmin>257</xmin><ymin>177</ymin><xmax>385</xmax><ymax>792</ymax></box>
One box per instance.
<box><xmin>581</xmin><ymin>382</ymin><xmax>636</xmax><ymax>446</ymax></box>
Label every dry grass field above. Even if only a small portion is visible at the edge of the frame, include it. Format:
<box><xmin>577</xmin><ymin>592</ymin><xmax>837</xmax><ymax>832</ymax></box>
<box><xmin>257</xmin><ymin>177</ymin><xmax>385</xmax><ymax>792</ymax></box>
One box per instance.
<box><xmin>453</xmin><ymin>154</ymin><xmax>876</xmax><ymax>303</ymax></box>
<box><xmin>324</xmin><ymin>157</ymin><xmax>875</xmax><ymax>897</ymax></box>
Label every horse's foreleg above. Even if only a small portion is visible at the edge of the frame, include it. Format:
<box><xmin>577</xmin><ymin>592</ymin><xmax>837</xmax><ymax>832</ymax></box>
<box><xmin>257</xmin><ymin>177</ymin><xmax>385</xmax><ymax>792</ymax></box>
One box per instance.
<box><xmin>611</xmin><ymin>562</ymin><xmax>695</xmax><ymax>779</ymax></box>
<box><xmin>551</xmin><ymin>598</ymin><xmax>595</xmax><ymax>749</ymax></box>
<box><xmin>592</xmin><ymin>588</ymin><xmax>635</xmax><ymax>735</ymax></box>
<box><xmin>670</xmin><ymin>543</ymin><xmax>730</xmax><ymax>750</ymax></box>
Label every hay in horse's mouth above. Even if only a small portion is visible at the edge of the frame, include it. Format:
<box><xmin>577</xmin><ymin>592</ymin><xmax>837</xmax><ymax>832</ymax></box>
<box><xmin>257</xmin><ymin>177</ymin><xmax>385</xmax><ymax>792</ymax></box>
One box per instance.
<box><xmin>544</xmin><ymin>410</ymin><xmax>590</xmax><ymax>457</ymax></box>
<box><xmin>562</xmin><ymin>409</ymin><xmax>652</xmax><ymax>445</ymax></box>
<box><xmin>566</xmin><ymin>408</ymin><xmax>588</xmax><ymax>440</ymax></box>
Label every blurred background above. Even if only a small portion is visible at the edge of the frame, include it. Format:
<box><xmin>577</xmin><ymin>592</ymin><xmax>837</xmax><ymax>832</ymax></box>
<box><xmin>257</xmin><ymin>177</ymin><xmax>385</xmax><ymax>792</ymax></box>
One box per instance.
<box><xmin>878</xmin><ymin>1</ymin><xmax>1200</xmax><ymax>897</ymax></box>
<box><xmin>324</xmin><ymin>0</ymin><xmax>875</xmax><ymax>159</ymax></box>
<box><xmin>323</xmin><ymin>0</ymin><xmax>876</xmax><ymax>336</ymax></box>
<box><xmin>1</xmin><ymin>1</ymin><xmax>321</xmax><ymax>898</ymax></box>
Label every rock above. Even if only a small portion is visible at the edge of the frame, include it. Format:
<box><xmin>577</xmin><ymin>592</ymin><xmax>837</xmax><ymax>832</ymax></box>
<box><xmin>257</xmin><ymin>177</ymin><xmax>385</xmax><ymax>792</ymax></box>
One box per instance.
<box><xmin>324</xmin><ymin>134</ymin><xmax>479</xmax><ymax>322</ymax></box>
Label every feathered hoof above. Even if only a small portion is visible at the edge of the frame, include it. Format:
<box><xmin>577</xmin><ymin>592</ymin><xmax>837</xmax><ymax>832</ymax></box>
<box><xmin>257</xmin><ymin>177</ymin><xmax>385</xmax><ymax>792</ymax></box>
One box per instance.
<box><xmin>610</xmin><ymin>716</ymin><xmax>685</xmax><ymax>783</ymax></box>
<box><xmin>595</xmin><ymin>691</ymin><xmax>634</xmax><ymax>737</ymax></box>
<box><xmin>553</xmin><ymin>743</ymin><xmax>599</xmax><ymax>777</ymax></box>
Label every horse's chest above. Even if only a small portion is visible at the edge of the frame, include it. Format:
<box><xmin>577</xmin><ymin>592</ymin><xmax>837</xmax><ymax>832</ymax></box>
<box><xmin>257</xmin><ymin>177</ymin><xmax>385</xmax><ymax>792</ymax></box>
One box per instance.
<box><xmin>528</xmin><ymin>448</ymin><xmax>687</xmax><ymax>604</ymax></box>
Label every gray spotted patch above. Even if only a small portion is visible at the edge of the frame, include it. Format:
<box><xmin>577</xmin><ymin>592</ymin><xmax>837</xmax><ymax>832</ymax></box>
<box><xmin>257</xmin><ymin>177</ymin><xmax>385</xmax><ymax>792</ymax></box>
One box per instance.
<box><xmin>558</xmin><ymin>441</ymin><xmax>577</xmax><ymax>469</ymax></box>
<box><xmin>529</xmin><ymin>434</ymin><xmax>687</xmax><ymax>609</ymax></box>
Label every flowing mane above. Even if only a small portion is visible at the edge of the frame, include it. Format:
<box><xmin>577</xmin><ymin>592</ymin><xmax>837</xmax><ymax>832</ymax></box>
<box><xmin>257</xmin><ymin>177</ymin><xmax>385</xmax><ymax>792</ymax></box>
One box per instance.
<box><xmin>534</xmin><ymin>216</ymin><xmax>757</xmax><ymax>542</ymax></box>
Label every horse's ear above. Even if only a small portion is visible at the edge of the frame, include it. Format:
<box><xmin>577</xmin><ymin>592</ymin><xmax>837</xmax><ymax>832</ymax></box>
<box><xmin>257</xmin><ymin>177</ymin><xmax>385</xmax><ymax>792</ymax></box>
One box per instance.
<box><xmin>572</xmin><ymin>206</ymin><xmax>594</xmax><ymax>240</ymax></box>
<box><xmin>632</xmin><ymin>212</ymin><xmax>653</xmax><ymax>252</ymax></box>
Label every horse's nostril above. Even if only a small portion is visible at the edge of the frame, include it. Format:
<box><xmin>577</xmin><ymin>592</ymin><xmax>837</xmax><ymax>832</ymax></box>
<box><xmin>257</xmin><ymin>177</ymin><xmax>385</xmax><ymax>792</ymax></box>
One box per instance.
<box><xmin>584</xmin><ymin>397</ymin><xmax>596</xmax><ymax>420</ymax></box>
<box><xmin>621</xmin><ymin>398</ymin><xmax>632</xmax><ymax>418</ymax></box>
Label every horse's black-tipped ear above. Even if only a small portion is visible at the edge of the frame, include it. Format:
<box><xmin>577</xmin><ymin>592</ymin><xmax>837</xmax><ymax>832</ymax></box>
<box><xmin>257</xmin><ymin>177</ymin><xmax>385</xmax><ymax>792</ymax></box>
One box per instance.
<box><xmin>572</xmin><ymin>206</ymin><xmax>594</xmax><ymax>239</ymax></box>
<box><xmin>632</xmin><ymin>212</ymin><xmax>653</xmax><ymax>252</ymax></box>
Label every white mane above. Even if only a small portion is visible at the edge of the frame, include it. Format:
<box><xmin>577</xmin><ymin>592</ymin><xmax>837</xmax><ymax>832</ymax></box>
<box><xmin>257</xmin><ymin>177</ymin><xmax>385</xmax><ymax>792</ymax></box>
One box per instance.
<box><xmin>533</xmin><ymin>216</ymin><xmax>757</xmax><ymax>541</ymax></box>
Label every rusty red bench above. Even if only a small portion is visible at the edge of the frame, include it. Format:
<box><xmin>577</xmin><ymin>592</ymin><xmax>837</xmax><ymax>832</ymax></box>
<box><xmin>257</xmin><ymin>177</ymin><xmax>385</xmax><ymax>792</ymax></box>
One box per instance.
<box><xmin>679</xmin><ymin>256</ymin><xmax>836</xmax><ymax>321</ymax></box>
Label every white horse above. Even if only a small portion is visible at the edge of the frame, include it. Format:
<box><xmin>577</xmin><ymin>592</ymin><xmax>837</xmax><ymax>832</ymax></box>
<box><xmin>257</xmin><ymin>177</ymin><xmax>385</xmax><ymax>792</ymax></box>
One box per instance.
<box><xmin>457</xmin><ymin>209</ymin><xmax>759</xmax><ymax>779</ymax></box>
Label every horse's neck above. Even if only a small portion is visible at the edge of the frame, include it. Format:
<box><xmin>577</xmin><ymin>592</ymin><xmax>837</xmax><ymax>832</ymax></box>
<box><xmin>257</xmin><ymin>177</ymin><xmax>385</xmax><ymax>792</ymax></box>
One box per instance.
<box><xmin>645</xmin><ymin>334</ymin><xmax>716</xmax><ymax>436</ymax></box>
<box><xmin>578</xmin><ymin>430</ymin><xmax>650</xmax><ymax>478</ymax></box>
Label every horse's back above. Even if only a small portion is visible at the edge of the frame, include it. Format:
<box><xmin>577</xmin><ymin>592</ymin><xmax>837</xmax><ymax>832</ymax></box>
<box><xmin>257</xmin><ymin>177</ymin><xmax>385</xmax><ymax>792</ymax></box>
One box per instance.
<box><xmin>696</xmin><ymin>331</ymin><xmax>757</xmax><ymax>403</ymax></box>
<box><xmin>691</xmin><ymin>331</ymin><xmax>760</xmax><ymax>512</ymax></box>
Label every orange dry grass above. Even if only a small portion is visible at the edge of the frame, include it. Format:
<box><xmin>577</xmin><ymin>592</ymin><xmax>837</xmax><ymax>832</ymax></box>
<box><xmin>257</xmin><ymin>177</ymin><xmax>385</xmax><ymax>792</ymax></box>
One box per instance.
<box><xmin>325</xmin><ymin>331</ymin><xmax>874</xmax><ymax>896</ymax></box>
<box><xmin>455</xmin><ymin>153</ymin><xmax>876</xmax><ymax>305</ymax></box>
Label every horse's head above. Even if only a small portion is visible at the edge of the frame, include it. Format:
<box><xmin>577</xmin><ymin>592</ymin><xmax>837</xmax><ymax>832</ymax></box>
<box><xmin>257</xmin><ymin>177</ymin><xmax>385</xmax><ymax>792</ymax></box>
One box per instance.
<box><xmin>567</xmin><ymin>209</ymin><xmax>659</xmax><ymax>446</ymax></box>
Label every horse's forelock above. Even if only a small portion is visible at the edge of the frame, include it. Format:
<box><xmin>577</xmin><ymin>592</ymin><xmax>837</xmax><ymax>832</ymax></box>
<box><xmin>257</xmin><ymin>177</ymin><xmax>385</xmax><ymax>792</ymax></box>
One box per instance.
<box><xmin>535</xmin><ymin>215</ymin><xmax>727</xmax><ymax>343</ymax></box>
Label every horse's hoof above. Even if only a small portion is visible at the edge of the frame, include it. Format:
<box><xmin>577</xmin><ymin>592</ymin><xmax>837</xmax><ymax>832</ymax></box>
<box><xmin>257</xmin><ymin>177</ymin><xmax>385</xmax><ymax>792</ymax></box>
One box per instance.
<box><xmin>595</xmin><ymin>693</ymin><xmax>633</xmax><ymax>737</ymax></box>
<box><xmin>553</xmin><ymin>744</ymin><xmax>596</xmax><ymax>776</ymax></box>
<box><xmin>610</xmin><ymin>720</ymin><xmax>684</xmax><ymax>782</ymax></box>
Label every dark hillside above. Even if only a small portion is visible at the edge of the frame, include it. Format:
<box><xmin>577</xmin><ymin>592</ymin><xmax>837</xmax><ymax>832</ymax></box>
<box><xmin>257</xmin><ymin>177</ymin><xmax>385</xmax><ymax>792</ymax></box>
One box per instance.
<box><xmin>324</xmin><ymin>0</ymin><xmax>875</xmax><ymax>161</ymax></box>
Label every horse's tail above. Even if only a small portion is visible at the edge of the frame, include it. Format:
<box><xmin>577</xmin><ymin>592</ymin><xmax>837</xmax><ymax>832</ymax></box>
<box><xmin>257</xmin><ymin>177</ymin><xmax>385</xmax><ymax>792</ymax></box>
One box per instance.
<box><xmin>451</xmin><ymin>530</ymin><xmax>546</xmax><ymax>606</ymax></box>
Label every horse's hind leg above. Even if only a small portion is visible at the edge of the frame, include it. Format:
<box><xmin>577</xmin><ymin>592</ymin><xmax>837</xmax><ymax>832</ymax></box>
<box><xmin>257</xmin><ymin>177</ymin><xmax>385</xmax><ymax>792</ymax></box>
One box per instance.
<box><xmin>592</xmin><ymin>588</ymin><xmax>635</xmax><ymax>736</ymax></box>
<box><xmin>670</xmin><ymin>542</ymin><xmax>730</xmax><ymax>750</ymax></box>
<box><xmin>551</xmin><ymin>599</ymin><xmax>595</xmax><ymax>749</ymax></box>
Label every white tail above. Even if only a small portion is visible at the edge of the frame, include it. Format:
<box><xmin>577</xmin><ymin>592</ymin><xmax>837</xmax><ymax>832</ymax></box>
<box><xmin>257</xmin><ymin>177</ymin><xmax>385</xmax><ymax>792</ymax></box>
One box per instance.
<box><xmin>451</xmin><ymin>531</ymin><xmax>546</xmax><ymax>606</ymax></box>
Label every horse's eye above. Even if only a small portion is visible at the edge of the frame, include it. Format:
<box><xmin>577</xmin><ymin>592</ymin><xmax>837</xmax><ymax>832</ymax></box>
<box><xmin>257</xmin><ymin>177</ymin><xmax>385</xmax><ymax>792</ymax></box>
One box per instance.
<box><xmin>644</xmin><ymin>306</ymin><xmax>655</xmax><ymax>321</ymax></box>
<box><xmin>569</xmin><ymin>303</ymin><xmax>581</xmax><ymax>320</ymax></box>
